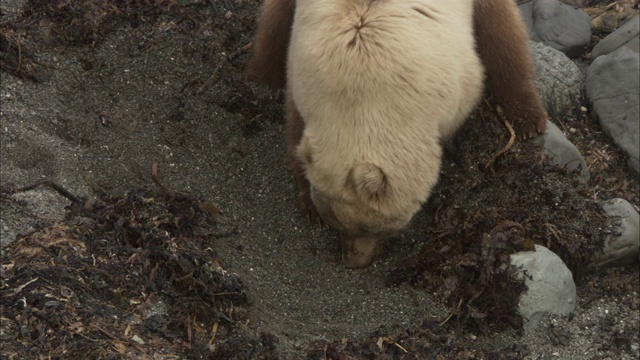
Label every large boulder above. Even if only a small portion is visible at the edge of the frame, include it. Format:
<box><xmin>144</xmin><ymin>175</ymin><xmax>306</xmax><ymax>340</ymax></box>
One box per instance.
<box><xmin>531</xmin><ymin>42</ymin><xmax>584</xmax><ymax>114</ymax></box>
<box><xmin>586</xmin><ymin>46</ymin><xmax>640</xmax><ymax>180</ymax></box>
<box><xmin>592</xmin><ymin>15</ymin><xmax>640</xmax><ymax>59</ymax></box>
<box><xmin>510</xmin><ymin>245</ymin><xmax>577</xmax><ymax>330</ymax></box>
<box><xmin>519</xmin><ymin>0</ymin><xmax>592</xmax><ymax>58</ymax></box>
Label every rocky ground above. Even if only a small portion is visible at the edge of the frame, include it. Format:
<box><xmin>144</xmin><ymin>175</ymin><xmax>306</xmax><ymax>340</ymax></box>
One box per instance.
<box><xmin>1</xmin><ymin>0</ymin><xmax>638</xmax><ymax>359</ymax></box>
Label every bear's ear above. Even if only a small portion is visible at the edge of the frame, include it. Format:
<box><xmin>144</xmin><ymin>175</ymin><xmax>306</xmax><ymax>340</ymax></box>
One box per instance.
<box><xmin>351</xmin><ymin>164</ymin><xmax>388</xmax><ymax>200</ymax></box>
<box><xmin>296</xmin><ymin>135</ymin><xmax>314</xmax><ymax>166</ymax></box>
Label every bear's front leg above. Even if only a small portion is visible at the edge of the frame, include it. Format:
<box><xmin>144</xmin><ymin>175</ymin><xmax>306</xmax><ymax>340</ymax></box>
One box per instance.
<box><xmin>473</xmin><ymin>0</ymin><xmax>548</xmax><ymax>139</ymax></box>
<box><xmin>285</xmin><ymin>91</ymin><xmax>322</xmax><ymax>223</ymax></box>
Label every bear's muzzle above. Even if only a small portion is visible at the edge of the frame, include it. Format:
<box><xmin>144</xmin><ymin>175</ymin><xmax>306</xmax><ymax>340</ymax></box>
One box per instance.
<box><xmin>340</xmin><ymin>232</ymin><xmax>386</xmax><ymax>269</ymax></box>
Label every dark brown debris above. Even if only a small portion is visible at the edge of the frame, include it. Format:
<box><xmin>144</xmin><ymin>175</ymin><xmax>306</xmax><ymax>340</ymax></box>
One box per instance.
<box><xmin>0</xmin><ymin>184</ymin><xmax>277</xmax><ymax>359</ymax></box>
<box><xmin>0</xmin><ymin>28</ymin><xmax>51</xmax><ymax>82</ymax></box>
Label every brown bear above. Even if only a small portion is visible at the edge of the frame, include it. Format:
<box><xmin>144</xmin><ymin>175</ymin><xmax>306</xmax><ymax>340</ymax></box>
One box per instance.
<box><xmin>247</xmin><ymin>0</ymin><xmax>548</xmax><ymax>268</ymax></box>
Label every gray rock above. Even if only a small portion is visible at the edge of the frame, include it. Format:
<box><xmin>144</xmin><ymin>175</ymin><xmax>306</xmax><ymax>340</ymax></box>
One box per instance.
<box><xmin>531</xmin><ymin>120</ymin><xmax>590</xmax><ymax>182</ymax></box>
<box><xmin>586</xmin><ymin>46</ymin><xmax>640</xmax><ymax>180</ymax></box>
<box><xmin>592</xmin><ymin>15</ymin><xmax>640</xmax><ymax>59</ymax></box>
<box><xmin>591</xmin><ymin>198</ymin><xmax>640</xmax><ymax>269</ymax></box>
<box><xmin>519</xmin><ymin>0</ymin><xmax>592</xmax><ymax>58</ymax></box>
<box><xmin>0</xmin><ymin>189</ymin><xmax>68</xmax><ymax>248</ymax></box>
<box><xmin>532</xmin><ymin>42</ymin><xmax>584</xmax><ymax>114</ymax></box>
<box><xmin>510</xmin><ymin>245</ymin><xmax>577</xmax><ymax>330</ymax></box>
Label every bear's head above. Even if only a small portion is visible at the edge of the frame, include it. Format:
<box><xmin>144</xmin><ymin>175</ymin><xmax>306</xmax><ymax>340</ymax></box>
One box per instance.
<box><xmin>298</xmin><ymin>135</ymin><xmax>426</xmax><ymax>268</ymax></box>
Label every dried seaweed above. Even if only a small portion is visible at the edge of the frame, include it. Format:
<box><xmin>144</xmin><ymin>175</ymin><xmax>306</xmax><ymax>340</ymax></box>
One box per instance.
<box><xmin>0</xmin><ymin>186</ymin><xmax>279</xmax><ymax>358</ymax></box>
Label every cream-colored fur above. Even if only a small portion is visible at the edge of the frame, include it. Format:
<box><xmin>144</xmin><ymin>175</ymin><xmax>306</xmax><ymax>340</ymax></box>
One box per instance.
<box><xmin>289</xmin><ymin>0</ymin><xmax>484</xmax><ymax>250</ymax></box>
